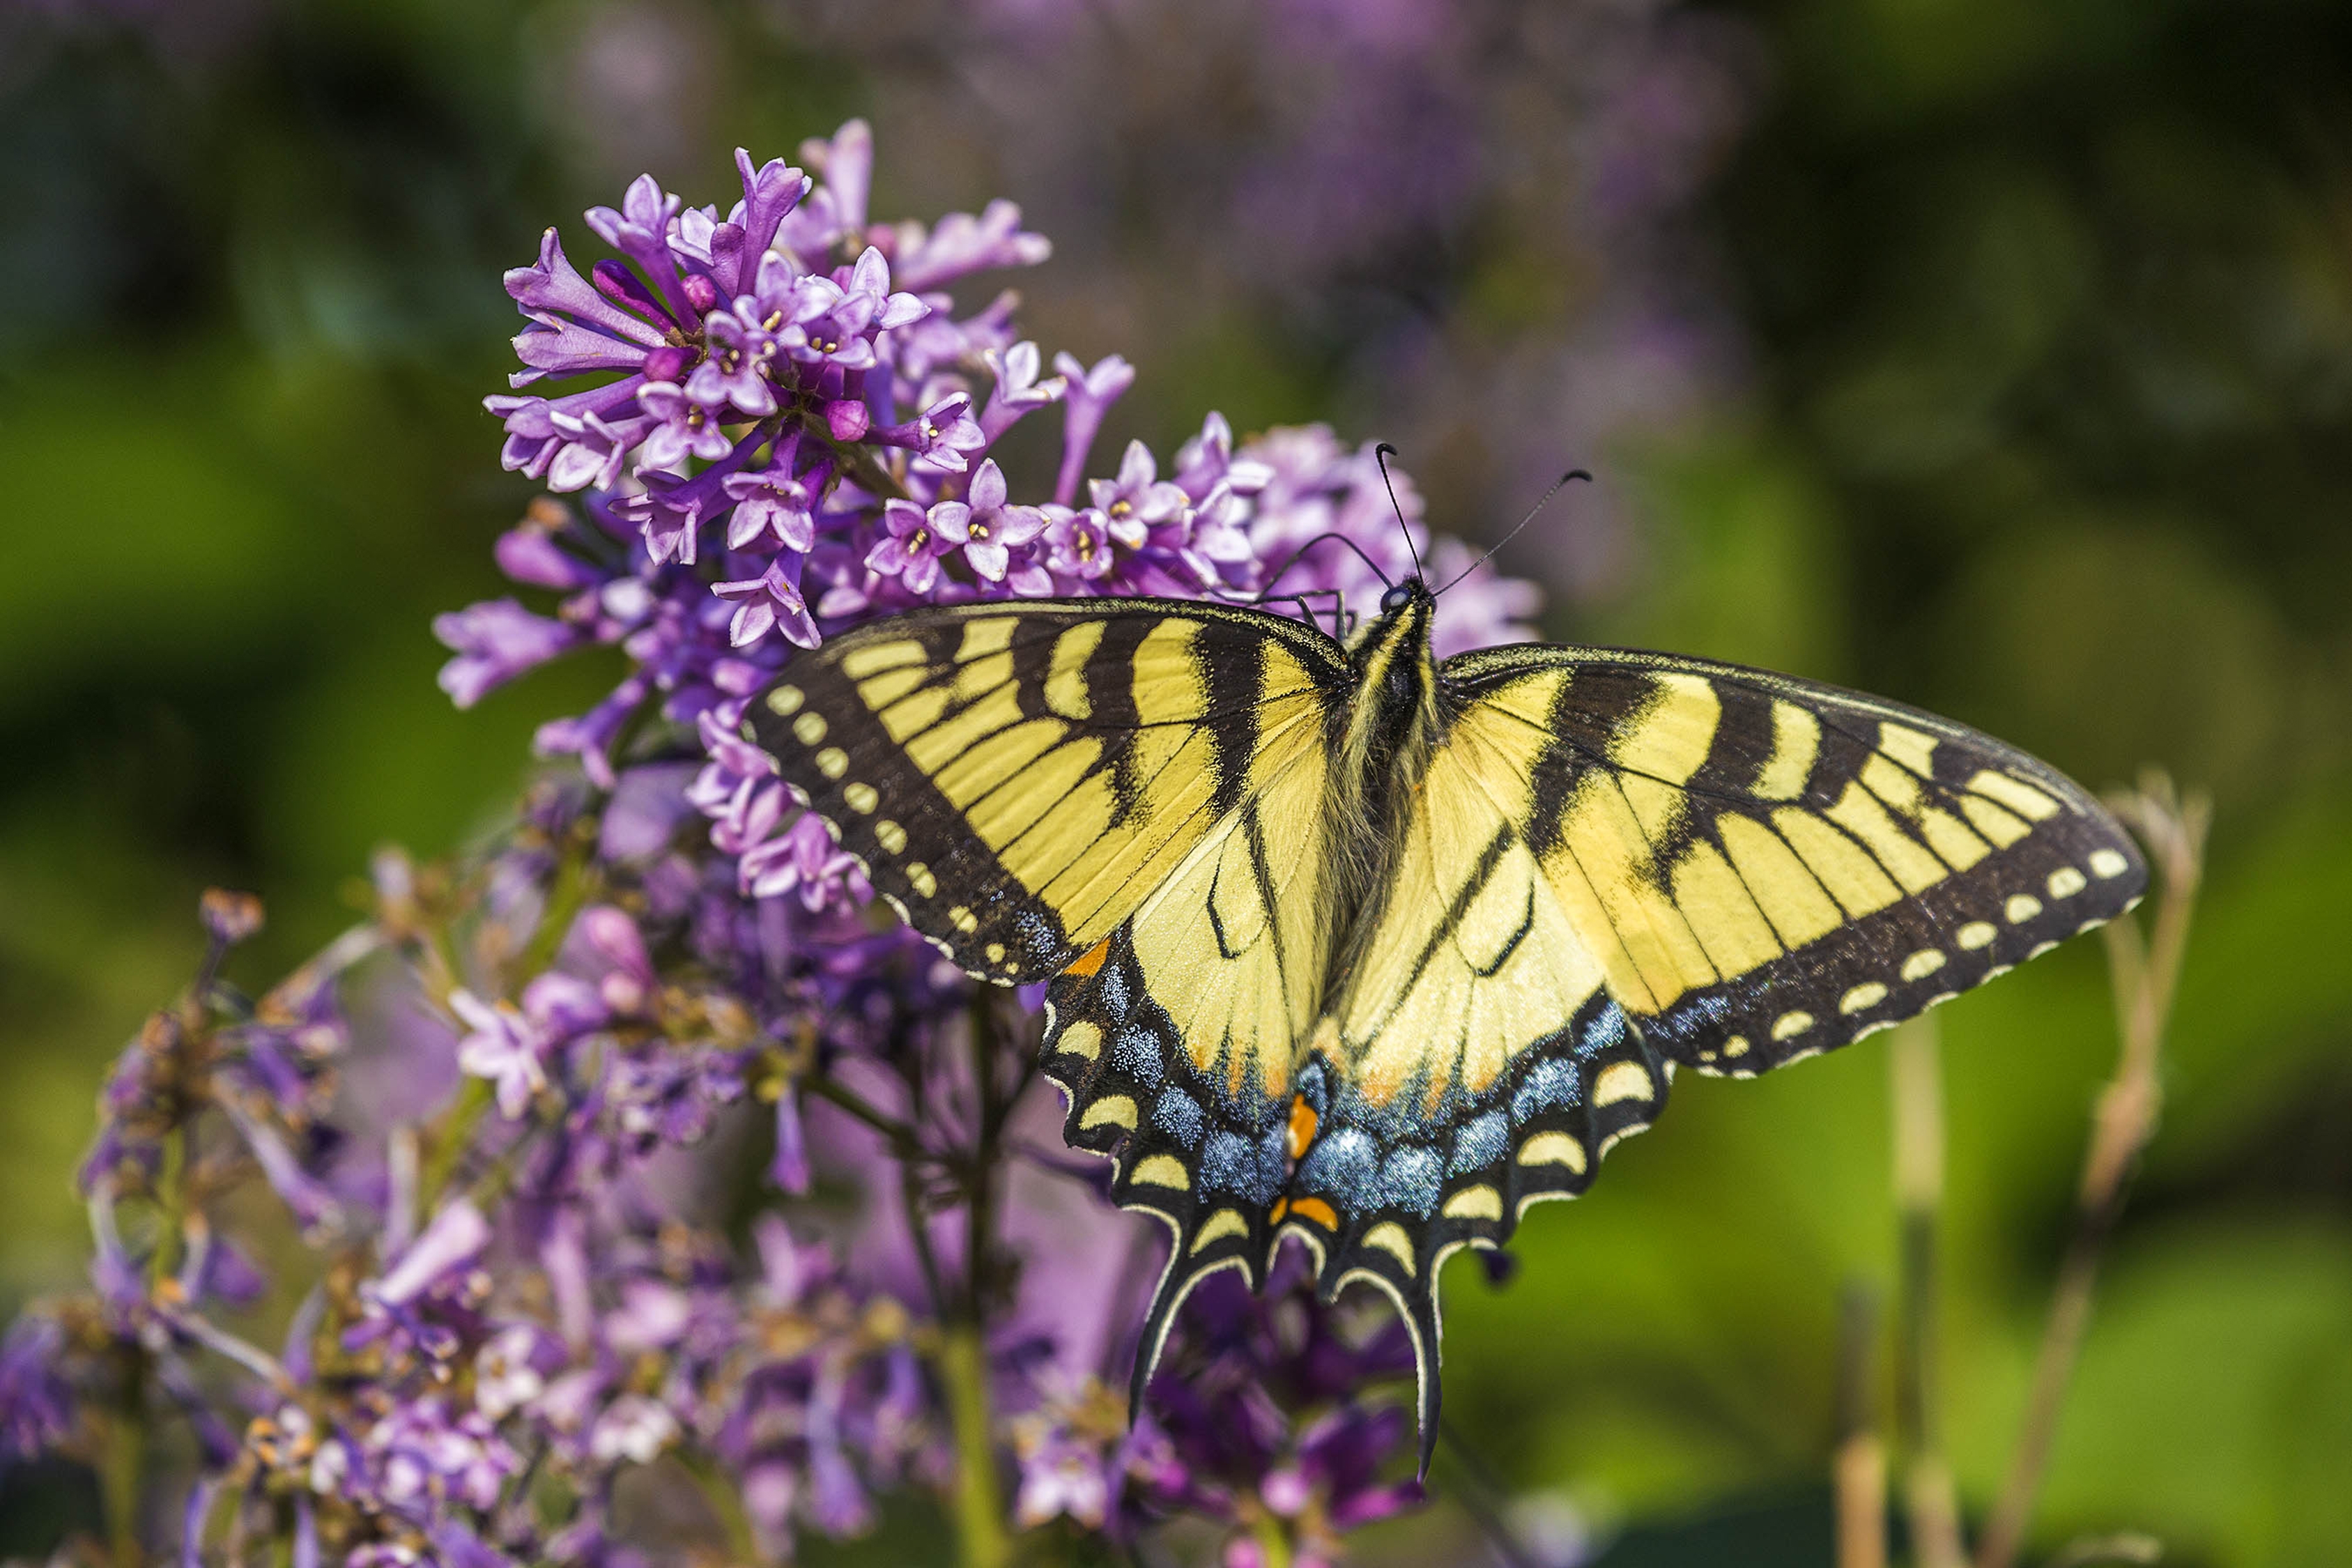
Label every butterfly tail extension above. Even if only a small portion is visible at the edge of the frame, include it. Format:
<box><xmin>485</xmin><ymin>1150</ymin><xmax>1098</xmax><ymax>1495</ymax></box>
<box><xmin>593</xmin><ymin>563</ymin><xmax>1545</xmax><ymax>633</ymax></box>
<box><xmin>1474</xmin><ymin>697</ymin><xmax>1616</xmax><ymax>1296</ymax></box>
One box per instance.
<box><xmin>1038</xmin><ymin>922</ymin><xmax>1291</xmax><ymax>1422</ymax></box>
<box><xmin>1273</xmin><ymin>1000</ymin><xmax>1674</xmax><ymax>1469</ymax></box>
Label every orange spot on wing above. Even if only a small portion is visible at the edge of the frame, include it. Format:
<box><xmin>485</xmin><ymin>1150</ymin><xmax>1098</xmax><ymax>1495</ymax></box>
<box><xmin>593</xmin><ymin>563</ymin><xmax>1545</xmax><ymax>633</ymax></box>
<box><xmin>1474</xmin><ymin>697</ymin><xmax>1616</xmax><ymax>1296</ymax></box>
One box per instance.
<box><xmin>1284</xmin><ymin>1096</ymin><xmax>1319</xmax><ymax>1163</ymax></box>
<box><xmin>1285</xmin><ymin>1197</ymin><xmax>1339</xmax><ymax>1231</ymax></box>
<box><xmin>1063</xmin><ymin>937</ymin><xmax>1111</xmax><ymax>978</ymax></box>
<box><xmin>1269</xmin><ymin>1197</ymin><xmax>1289</xmax><ymax>1224</ymax></box>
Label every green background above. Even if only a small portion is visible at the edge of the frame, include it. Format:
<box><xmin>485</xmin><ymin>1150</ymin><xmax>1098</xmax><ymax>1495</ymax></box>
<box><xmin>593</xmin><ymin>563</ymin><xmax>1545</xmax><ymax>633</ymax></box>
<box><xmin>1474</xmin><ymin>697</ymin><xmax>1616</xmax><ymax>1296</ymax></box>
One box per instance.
<box><xmin>3</xmin><ymin>1</ymin><xmax>2349</xmax><ymax>1563</ymax></box>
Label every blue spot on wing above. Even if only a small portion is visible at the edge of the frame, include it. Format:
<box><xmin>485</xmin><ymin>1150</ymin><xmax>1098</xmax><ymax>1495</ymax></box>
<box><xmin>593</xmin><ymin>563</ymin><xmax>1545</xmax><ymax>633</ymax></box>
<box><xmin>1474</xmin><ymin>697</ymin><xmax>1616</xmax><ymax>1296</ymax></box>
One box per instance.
<box><xmin>1096</xmin><ymin>963</ymin><xmax>1130</xmax><ymax>1018</ymax></box>
<box><xmin>1111</xmin><ymin>1023</ymin><xmax>1165</xmax><ymax>1086</ymax></box>
<box><xmin>1450</xmin><ymin>1112</ymin><xmax>1506</xmax><ymax>1176</ymax></box>
<box><xmin>1201</xmin><ymin>1129</ymin><xmax>1284</xmax><ymax>1203</ymax></box>
<box><xmin>1512</xmin><ymin>1059</ymin><xmax>1581</xmax><ymax>1121</ymax></box>
<box><xmin>1152</xmin><ymin>1089</ymin><xmax>1206</xmax><ymax>1148</ymax></box>
<box><xmin>1299</xmin><ymin>1128</ymin><xmax>1376</xmax><ymax>1199</ymax></box>
<box><xmin>1379</xmin><ymin>1146</ymin><xmax>1441</xmax><ymax>1216</ymax></box>
<box><xmin>1575</xmin><ymin>1001</ymin><xmax>1629</xmax><ymax>1057</ymax></box>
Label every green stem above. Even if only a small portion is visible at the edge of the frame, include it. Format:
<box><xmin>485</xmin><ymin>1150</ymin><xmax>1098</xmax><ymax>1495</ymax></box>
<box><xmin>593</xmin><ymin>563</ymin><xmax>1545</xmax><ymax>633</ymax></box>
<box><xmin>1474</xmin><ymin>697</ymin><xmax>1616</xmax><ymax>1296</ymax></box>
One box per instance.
<box><xmin>938</xmin><ymin>989</ymin><xmax>1010</xmax><ymax>1568</ymax></box>
<box><xmin>516</xmin><ymin>838</ymin><xmax>601</xmax><ymax>983</ymax></box>
<box><xmin>420</xmin><ymin>1076</ymin><xmax>493</xmax><ymax>1210</ymax></box>
<box><xmin>148</xmin><ymin>1127</ymin><xmax>187</xmax><ymax>1288</ymax></box>
<box><xmin>939</xmin><ymin>1323</ymin><xmax>1010</xmax><ymax>1568</ymax></box>
<box><xmin>1251</xmin><ymin>1512</ymin><xmax>1295</xmax><ymax>1568</ymax></box>
<box><xmin>679</xmin><ymin>1450</ymin><xmax>761</xmax><ymax>1564</ymax></box>
<box><xmin>806</xmin><ymin>1075</ymin><xmax>923</xmax><ymax>1157</ymax></box>
<box><xmin>104</xmin><ymin>1367</ymin><xmax>146</xmax><ymax>1568</ymax></box>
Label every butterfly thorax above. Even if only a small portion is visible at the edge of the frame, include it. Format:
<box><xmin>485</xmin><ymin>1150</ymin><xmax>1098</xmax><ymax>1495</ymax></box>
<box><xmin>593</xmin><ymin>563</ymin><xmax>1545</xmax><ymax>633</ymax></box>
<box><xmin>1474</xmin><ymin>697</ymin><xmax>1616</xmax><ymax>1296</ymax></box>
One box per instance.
<box><xmin>1325</xmin><ymin>578</ymin><xmax>1445</xmax><ymax>997</ymax></box>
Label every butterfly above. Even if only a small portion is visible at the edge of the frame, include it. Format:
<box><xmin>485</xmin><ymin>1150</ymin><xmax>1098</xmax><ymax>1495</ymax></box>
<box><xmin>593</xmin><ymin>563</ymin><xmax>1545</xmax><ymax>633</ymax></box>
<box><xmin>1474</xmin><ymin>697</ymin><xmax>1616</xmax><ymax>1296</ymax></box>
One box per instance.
<box><xmin>745</xmin><ymin>570</ymin><xmax>2146</xmax><ymax>1469</ymax></box>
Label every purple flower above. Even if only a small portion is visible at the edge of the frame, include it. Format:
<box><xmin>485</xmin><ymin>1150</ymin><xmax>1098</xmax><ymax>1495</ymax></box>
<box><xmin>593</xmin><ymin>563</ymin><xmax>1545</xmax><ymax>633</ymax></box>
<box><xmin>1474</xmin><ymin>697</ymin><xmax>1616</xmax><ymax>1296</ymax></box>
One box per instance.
<box><xmin>1042</xmin><ymin>505</ymin><xmax>1114</xmax><ymax>585</ymax></box>
<box><xmin>871</xmin><ymin>390</ymin><xmax>987</xmax><ymax>475</ymax></box>
<box><xmin>959</xmin><ymin>459</ymin><xmax>1047</xmax><ymax>583</ymax></box>
<box><xmin>722</xmin><ymin>432</ymin><xmax>823</xmax><ymax>551</ymax></box>
<box><xmin>687</xmin><ymin>309</ymin><xmax>780</xmax><ymax>417</ymax></box>
<box><xmin>713</xmin><ymin>554</ymin><xmax>820</xmax><ymax>648</ymax></box>
<box><xmin>789</xmin><ymin>118</ymin><xmax>875</xmax><ymax>252</ymax></box>
<box><xmin>0</xmin><ymin>1316</ymin><xmax>72</xmax><ymax>1463</ymax></box>
<box><xmin>589</xmin><ymin>1394</ymin><xmax>679</xmax><ymax>1466</ymax></box>
<box><xmin>1089</xmin><ymin>439</ymin><xmax>1190</xmax><ymax>548</ymax></box>
<box><xmin>583</xmin><ymin>174</ymin><xmax>692</xmax><ymax>325</ymax></box>
<box><xmin>785</xmin><ymin>247</ymin><xmax>928</xmax><ymax>374</ymax></box>
<box><xmin>503</xmin><ymin>228</ymin><xmax>669</xmax><ymax>385</ymax></box>
<box><xmin>890</xmin><ymin>199</ymin><xmax>1053</xmax><ymax>291</ymax></box>
<box><xmin>368</xmin><ymin>1199</ymin><xmax>491</xmax><ymax>1312</ymax></box>
<box><xmin>709</xmin><ymin>150</ymin><xmax>812</xmax><ymax>298</ymax></box>
<box><xmin>451</xmin><ymin>990</ymin><xmax>546</xmax><ymax>1118</ymax></box>
<box><xmin>433</xmin><ymin>599</ymin><xmax>582</xmax><ymax>707</ymax></box>
<box><xmin>473</xmin><ymin>1323</ymin><xmax>565</xmax><ymax>1420</ymax></box>
<box><xmin>636</xmin><ymin>378</ymin><xmax>738</xmax><ymax>471</ymax></box>
<box><xmin>865</xmin><ymin>497</ymin><xmax>967</xmax><ymax>597</ymax></box>
<box><xmin>1053</xmin><ymin>351</ymin><xmax>1137</xmax><ymax>506</ymax></box>
<box><xmin>452</xmin><ymin>977</ymin><xmax>605</xmax><ymax>1119</ymax></box>
<box><xmin>979</xmin><ymin>340</ymin><xmax>1065</xmax><ymax>443</ymax></box>
<box><xmin>740</xmin><ymin>810</ymin><xmax>866</xmax><ymax>908</ymax></box>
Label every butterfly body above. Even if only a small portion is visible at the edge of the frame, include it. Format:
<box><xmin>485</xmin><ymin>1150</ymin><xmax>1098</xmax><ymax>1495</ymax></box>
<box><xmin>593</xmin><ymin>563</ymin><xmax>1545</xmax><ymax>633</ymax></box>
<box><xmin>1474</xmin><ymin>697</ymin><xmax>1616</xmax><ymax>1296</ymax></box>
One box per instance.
<box><xmin>746</xmin><ymin>579</ymin><xmax>2146</xmax><ymax>1466</ymax></box>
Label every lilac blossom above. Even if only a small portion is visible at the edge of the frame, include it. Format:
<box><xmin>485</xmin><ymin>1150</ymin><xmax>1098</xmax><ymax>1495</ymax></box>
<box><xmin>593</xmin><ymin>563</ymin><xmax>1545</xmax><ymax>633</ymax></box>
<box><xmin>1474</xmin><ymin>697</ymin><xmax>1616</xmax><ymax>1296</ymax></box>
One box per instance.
<box><xmin>957</xmin><ymin>459</ymin><xmax>1048</xmax><ymax>585</ymax></box>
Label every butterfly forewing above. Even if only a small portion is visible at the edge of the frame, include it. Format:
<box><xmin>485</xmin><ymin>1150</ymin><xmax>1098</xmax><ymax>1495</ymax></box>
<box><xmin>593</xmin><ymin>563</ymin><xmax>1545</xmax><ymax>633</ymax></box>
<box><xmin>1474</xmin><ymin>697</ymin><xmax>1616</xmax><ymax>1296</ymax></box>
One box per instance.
<box><xmin>749</xmin><ymin>599</ymin><xmax>1348</xmax><ymax>983</ymax></box>
<box><xmin>1441</xmin><ymin>645</ymin><xmax>2149</xmax><ymax>1075</ymax></box>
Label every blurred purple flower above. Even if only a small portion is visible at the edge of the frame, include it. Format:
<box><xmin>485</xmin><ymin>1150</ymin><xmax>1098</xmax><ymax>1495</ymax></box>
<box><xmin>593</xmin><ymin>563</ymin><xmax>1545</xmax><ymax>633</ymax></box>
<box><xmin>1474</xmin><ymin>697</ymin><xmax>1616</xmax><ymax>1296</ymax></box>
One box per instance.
<box><xmin>433</xmin><ymin>600</ymin><xmax>583</xmax><ymax>708</ymax></box>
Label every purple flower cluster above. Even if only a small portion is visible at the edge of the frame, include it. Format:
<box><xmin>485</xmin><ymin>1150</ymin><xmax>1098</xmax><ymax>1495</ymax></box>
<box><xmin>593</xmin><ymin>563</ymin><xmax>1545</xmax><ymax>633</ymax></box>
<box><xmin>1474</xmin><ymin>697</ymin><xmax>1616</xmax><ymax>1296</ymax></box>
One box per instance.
<box><xmin>1012</xmin><ymin>1255</ymin><xmax>1424</xmax><ymax>1565</ymax></box>
<box><xmin>3</xmin><ymin>125</ymin><xmax>1548</xmax><ymax>1566</ymax></box>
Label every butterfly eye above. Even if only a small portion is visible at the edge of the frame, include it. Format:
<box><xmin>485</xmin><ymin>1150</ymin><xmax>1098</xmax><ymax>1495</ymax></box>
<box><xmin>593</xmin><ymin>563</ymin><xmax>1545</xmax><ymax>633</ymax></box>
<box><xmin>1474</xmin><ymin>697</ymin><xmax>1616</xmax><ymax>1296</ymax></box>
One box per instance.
<box><xmin>1380</xmin><ymin>583</ymin><xmax>1413</xmax><ymax>614</ymax></box>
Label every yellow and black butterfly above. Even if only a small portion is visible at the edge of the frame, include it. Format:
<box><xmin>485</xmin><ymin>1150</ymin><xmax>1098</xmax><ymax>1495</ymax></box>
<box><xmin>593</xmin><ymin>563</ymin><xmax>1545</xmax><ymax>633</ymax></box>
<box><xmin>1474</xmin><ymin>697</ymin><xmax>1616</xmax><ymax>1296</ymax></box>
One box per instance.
<box><xmin>745</xmin><ymin>564</ymin><xmax>2144</xmax><ymax>1468</ymax></box>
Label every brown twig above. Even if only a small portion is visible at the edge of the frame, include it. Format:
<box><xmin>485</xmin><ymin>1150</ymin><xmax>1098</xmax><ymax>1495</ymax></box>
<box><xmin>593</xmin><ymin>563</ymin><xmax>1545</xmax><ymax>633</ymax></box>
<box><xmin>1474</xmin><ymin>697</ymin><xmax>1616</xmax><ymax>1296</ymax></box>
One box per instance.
<box><xmin>1890</xmin><ymin>1017</ymin><xmax>1968</xmax><ymax>1568</ymax></box>
<box><xmin>1974</xmin><ymin>772</ymin><xmax>2208</xmax><ymax>1568</ymax></box>
<box><xmin>1834</xmin><ymin>1283</ymin><xmax>1887</xmax><ymax>1568</ymax></box>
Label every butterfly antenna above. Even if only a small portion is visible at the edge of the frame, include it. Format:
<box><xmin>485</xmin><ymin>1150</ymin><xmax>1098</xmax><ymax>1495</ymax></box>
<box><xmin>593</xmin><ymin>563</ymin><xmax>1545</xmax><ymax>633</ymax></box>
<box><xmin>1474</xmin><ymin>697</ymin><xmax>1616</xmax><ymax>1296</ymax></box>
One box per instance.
<box><xmin>1433</xmin><ymin>468</ymin><xmax>1591</xmax><ymax>596</ymax></box>
<box><xmin>1373</xmin><ymin>443</ymin><xmax>1423</xmax><ymax>582</ymax></box>
<box><xmin>1240</xmin><ymin>530</ymin><xmax>1394</xmax><ymax>599</ymax></box>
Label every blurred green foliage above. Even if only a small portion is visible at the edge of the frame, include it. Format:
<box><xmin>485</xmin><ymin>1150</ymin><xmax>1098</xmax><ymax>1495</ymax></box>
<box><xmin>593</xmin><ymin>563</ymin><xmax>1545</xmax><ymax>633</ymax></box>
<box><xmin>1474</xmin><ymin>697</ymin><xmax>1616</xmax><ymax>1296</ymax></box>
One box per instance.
<box><xmin>2</xmin><ymin>0</ymin><xmax>2349</xmax><ymax>1563</ymax></box>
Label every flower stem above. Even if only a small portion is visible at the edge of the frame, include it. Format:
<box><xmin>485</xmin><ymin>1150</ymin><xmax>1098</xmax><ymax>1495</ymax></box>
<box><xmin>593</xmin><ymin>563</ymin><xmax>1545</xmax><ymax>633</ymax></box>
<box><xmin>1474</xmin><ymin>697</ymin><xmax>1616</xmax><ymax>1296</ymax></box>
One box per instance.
<box><xmin>103</xmin><ymin>1362</ymin><xmax>146</xmax><ymax>1568</ymax></box>
<box><xmin>806</xmin><ymin>1073</ymin><xmax>923</xmax><ymax>1156</ymax></box>
<box><xmin>679</xmin><ymin>1449</ymin><xmax>761</xmax><ymax>1565</ymax></box>
<box><xmin>1890</xmin><ymin>1019</ymin><xmax>1966</xmax><ymax>1568</ymax></box>
<box><xmin>1974</xmin><ymin>776</ymin><xmax>2207</xmax><ymax>1568</ymax></box>
<box><xmin>1251</xmin><ymin>1512</ymin><xmax>1295</xmax><ymax>1568</ymax></box>
<box><xmin>1833</xmin><ymin>1283</ymin><xmax>1886</xmax><ymax>1568</ymax></box>
<box><xmin>420</xmin><ymin>1076</ymin><xmax>493</xmax><ymax>1210</ymax></box>
<box><xmin>148</xmin><ymin>1125</ymin><xmax>187</xmax><ymax>1288</ymax></box>
<box><xmin>939</xmin><ymin>988</ymin><xmax>1010</xmax><ymax>1568</ymax></box>
<box><xmin>939</xmin><ymin>1322</ymin><xmax>1010</xmax><ymax>1568</ymax></box>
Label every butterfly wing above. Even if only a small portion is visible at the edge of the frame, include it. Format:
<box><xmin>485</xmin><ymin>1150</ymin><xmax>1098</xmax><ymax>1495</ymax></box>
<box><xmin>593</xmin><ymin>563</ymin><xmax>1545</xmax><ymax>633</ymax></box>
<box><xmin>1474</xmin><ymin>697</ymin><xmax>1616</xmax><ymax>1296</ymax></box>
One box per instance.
<box><xmin>751</xmin><ymin>599</ymin><xmax>1344</xmax><ymax>977</ymax></box>
<box><xmin>1282</xmin><ymin>644</ymin><xmax>2149</xmax><ymax>1447</ymax></box>
<box><xmin>749</xmin><ymin>598</ymin><xmax>1351</xmax><ymax>1369</ymax></box>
